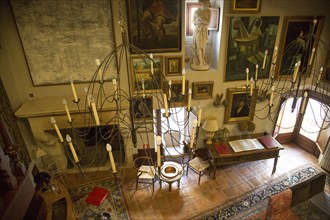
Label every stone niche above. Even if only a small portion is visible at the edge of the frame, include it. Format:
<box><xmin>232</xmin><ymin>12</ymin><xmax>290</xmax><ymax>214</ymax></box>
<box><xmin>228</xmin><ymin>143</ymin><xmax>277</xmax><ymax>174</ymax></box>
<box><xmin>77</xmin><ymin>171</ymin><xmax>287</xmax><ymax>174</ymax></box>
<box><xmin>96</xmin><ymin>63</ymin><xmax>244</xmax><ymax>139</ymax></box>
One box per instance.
<box><xmin>15</xmin><ymin>96</ymin><xmax>132</xmax><ymax>173</ymax></box>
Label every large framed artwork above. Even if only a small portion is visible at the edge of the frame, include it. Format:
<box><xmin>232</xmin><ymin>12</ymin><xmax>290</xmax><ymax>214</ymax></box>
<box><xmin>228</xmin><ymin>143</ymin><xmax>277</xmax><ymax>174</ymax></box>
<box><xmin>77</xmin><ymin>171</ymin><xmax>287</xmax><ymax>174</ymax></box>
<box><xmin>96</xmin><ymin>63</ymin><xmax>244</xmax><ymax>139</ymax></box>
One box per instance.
<box><xmin>230</xmin><ymin>0</ymin><xmax>261</xmax><ymax>13</ymax></box>
<box><xmin>126</xmin><ymin>0</ymin><xmax>181</xmax><ymax>53</ymax></box>
<box><xmin>10</xmin><ymin>0</ymin><xmax>116</xmax><ymax>86</ymax></box>
<box><xmin>186</xmin><ymin>3</ymin><xmax>220</xmax><ymax>36</ymax></box>
<box><xmin>276</xmin><ymin>16</ymin><xmax>325</xmax><ymax>77</ymax></box>
<box><xmin>130</xmin><ymin>55</ymin><xmax>163</xmax><ymax>93</ymax></box>
<box><xmin>225</xmin><ymin>16</ymin><xmax>279</xmax><ymax>82</ymax></box>
<box><xmin>224</xmin><ymin>87</ymin><xmax>257</xmax><ymax>124</ymax></box>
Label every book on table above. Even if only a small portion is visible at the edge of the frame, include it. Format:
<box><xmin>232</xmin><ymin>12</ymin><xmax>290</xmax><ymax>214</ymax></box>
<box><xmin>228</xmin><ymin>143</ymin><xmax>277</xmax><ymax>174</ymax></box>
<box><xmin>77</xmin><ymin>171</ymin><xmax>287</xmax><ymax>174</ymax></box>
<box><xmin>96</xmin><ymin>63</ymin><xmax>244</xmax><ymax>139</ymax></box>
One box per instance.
<box><xmin>229</xmin><ymin>138</ymin><xmax>265</xmax><ymax>153</ymax></box>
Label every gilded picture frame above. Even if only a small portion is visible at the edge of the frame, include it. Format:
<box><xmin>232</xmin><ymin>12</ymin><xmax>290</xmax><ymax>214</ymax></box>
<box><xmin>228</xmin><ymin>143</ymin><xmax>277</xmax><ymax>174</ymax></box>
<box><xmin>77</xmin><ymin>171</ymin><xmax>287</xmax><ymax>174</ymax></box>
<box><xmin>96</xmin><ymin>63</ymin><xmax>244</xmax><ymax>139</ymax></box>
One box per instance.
<box><xmin>224</xmin><ymin>87</ymin><xmax>257</xmax><ymax>124</ymax></box>
<box><xmin>276</xmin><ymin>16</ymin><xmax>325</xmax><ymax>78</ymax></box>
<box><xmin>165</xmin><ymin>56</ymin><xmax>182</xmax><ymax>76</ymax></box>
<box><xmin>130</xmin><ymin>55</ymin><xmax>163</xmax><ymax>93</ymax></box>
<box><xmin>231</xmin><ymin>0</ymin><xmax>261</xmax><ymax>13</ymax></box>
<box><xmin>186</xmin><ymin>3</ymin><xmax>220</xmax><ymax>36</ymax></box>
<box><xmin>164</xmin><ymin>80</ymin><xmax>189</xmax><ymax>107</ymax></box>
<box><xmin>126</xmin><ymin>0</ymin><xmax>181</xmax><ymax>53</ymax></box>
<box><xmin>192</xmin><ymin>81</ymin><xmax>214</xmax><ymax>100</ymax></box>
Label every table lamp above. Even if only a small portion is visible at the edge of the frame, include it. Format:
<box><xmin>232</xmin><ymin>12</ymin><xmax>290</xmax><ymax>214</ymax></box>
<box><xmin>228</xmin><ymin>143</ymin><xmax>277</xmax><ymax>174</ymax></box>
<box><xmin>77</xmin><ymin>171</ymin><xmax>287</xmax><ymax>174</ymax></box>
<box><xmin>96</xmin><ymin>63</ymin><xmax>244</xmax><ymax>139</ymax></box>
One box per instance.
<box><xmin>202</xmin><ymin>116</ymin><xmax>219</xmax><ymax>144</ymax></box>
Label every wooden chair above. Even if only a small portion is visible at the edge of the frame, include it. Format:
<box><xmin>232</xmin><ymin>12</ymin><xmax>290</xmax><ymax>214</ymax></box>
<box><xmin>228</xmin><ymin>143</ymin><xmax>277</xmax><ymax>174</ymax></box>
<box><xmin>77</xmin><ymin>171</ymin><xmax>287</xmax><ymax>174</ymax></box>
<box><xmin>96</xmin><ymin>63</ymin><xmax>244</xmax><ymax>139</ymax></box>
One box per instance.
<box><xmin>163</xmin><ymin>130</ymin><xmax>186</xmax><ymax>163</ymax></box>
<box><xmin>186</xmin><ymin>148</ymin><xmax>210</xmax><ymax>185</ymax></box>
<box><xmin>133</xmin><ymin>149</ymin><xmax>158</xmax><ymax>194</ymax></box>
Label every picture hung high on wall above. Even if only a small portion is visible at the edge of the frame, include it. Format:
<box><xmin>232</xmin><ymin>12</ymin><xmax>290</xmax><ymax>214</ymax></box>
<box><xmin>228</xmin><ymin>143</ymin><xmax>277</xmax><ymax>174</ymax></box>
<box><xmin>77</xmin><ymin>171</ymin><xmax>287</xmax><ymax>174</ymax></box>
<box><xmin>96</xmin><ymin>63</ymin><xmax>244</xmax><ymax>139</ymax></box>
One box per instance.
<box><xmin>10</xmin><ymin>0</ymin><xmax>117</xmax><ymax>86</ymax></box>
<box><xmin>165</xmin><ymin>56</ymin><xmax>183</xmax><ymax>76</ymax></box>
<box><xmin>231</xmin><ymin>0</ymin><xmax>261</xmax><ymax>13</ymax></box>
<box><xmin>276</xmin><ymin>16</ymin><xmax>324</xmax><ymax>78</ymax></box>
<box><xmin>225</xmin><ymin>16</ymin><xmax>279</xmax><ymax>82</ymax></box>
<box><xmin>131</xmin><ymin>55</ymin><xmax>163</xmax><ymax>93</ymax></box>
<box><xmin>224</xmin><ymin>87</ymin><xmax>257</xmax><ymax>123</ymax></box>
<box><xmin>164</xmin><ymin>80</ymin><xmax>189</xmax><ymax>107</ymax></box>
<box><xmin>126</xmin><ymin>0</ymin><xmax>181</xmax><ymax>53</ymax></box>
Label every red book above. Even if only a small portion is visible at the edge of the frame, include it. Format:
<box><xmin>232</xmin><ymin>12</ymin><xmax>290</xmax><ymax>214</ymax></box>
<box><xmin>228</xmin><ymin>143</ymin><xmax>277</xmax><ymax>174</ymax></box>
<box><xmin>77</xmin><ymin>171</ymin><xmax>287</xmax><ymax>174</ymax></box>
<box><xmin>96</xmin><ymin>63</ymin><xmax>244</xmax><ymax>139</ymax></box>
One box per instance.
<box><xmin>85</xmin><ymin>186</ymin><xmax>109</xmax><ymax>206</ymax></box>
<box><xmin>214</xmin><ymin>143</ymin><xmax>233</xmax><ymax>155</ymax></box>
<box><xmin>258</xmin><ymin>136</ymin><xmax>280</xmax><ymax>149</ymax></box>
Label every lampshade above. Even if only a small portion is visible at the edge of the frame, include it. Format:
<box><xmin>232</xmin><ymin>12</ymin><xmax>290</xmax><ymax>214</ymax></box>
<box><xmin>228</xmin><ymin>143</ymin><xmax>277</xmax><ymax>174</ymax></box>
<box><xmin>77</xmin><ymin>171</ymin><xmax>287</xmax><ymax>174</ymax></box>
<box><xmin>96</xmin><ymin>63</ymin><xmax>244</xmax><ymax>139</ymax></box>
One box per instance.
<box><xmin>202</xmin><ymin>116</ymin><xmax>219</xmax><ymax>132</ymax></box>
<box><xmin>36</xmin><ymin>147</ymin><xmax>47</xmax><ymax>158</ymax></box>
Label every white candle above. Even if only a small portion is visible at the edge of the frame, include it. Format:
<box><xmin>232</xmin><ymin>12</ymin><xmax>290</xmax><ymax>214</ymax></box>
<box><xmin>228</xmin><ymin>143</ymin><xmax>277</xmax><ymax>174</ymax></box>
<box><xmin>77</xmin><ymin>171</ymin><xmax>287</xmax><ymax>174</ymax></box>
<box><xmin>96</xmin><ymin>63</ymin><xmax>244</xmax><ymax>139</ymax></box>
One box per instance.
<box><xmin>90</xmin><ymin>96</ymin><xmax>100</xmax><ymax>125</ymax></box>
<box><xmin>270</xmin><ymin>86</ymin><xmax>275</xmax><ymax>106</ymax></box>
<box><xmin>197</xmin><ymin>106</ymin><xmax>202</xmax><ymax>127</ymax></box>
<box><xmin>262</xmin><ymin>50</ymin><xmax>268</xmax><ymax>69</ymax></box>
<box><xmin>317</xmin><ymin>67</ymin><xmax>323</xmax><ymax>83</ymax></box>
<box><xmin>189</xmin><ymin>119</ymin><xmax>198</xmax><ymax>149</ymax></box>
<box><xmin>168</xmin><ymin>80</ymin><xmax>172</xmax><ymax>100</ymax></box>
<box><xmin>300</xmin><ymin>91</ymin><xmax>308</xmax><ymax>114</ymax></box>
<box><xmin>112</xmin><ymin>79</ymin><xmax>118</xmax><ymax>100</ymax></box>
<box><xmin>156</xmin><ymin>136</ymin><xmax>162</xmax><ymax>167</ymax></box>
<box><xmin>292</xmin><ymin>62</ymin><xmax>299</xmax><ymax>82</ymax></box>
<box><xmin>106</xmin><ymin>143</ymin><xmax>117</xmax><ymax>173</ymax></box>
<box><xmin>163</xmin><ymin>93</ymin><xmax>169</xmax><ymax>117</ymax></box>
<box><xmin>150</xmin><ymin>53</ymin><xmax>154</xmax><ymax>75</ymax></box>
<box><xmin>66</xmin><ymin>134</ymin><xmax>79</xmax><ymax>163</ymax></box>
<box><xmin>156</xmin><ymin>135</ymin><xmax>162</xmax><ymax>167</ymax></box>
<box><xmin>250</xmin><ymin>77</ymin><xmax>254</xmax><ymax>96</ymax></box>
<box><xmin>187</xmin><ymin>88</ymin><xmax>192</xmax><ymax>111</ymax></box>
<box><xmin>273</xmin><ymin>46</ymin><xmax>278</xmax><ymax>61</ymax></box>
<box><xmin>84</xmin><ymin>87</ymin><xmax>90</xmax><ymax>107</ymax></box>
<box><xmin>308</xmin><ymin>48</ymin><xmax>315</xmax><ymax>66</ymax></box>
<box><xmin>95</xmin><ymin>59</ymin><xmax>102</xmax><ymax>82</ymax></box>
<box><xmin>70</xmin><ymin>79</ymin><xmax>78</xmax><ymax>102</ymax></box>
<box><xmin>255</xmin><ymin>64</ymin><xmax>259</xmax><ymax>81</ymax></box>
<box><xmin>50</xmin><ymin>117</ymin><xmax>64</xmax><ymax>143</ymax></box>
<box><xmin>62</xmin><ymin>99</ymin><xmax>72</xmax><ymax>123</ymax></box>
<box><xmin>182</xmin><ymin>68</ymin><xmax>186</xmax><ymax>95</ymax></box>
<box><xmin>246</xmin><ymin>68</ymin><xmax>249</xmax><ymax>87</ymax></box>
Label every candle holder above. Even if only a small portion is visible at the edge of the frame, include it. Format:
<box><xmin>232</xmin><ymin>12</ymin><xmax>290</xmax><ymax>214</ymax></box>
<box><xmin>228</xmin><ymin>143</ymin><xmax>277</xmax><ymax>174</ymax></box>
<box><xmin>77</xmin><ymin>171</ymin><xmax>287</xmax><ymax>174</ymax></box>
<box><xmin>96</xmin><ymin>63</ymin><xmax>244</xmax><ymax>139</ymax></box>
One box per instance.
<box><xmin>73</xmin><ymin>98</ymin><xmax>80</xmax><ymax>104</ymax></box>
<box><xmin>162</xmin><ymin>112</ymin><xmax>171</xmax><ymax>118</ymax></box>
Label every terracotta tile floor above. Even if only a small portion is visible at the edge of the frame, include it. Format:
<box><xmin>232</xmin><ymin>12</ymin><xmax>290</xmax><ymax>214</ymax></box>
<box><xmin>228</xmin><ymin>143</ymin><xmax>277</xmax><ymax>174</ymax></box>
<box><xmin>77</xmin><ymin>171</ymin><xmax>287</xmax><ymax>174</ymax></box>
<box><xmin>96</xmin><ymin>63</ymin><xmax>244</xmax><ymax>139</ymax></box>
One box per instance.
<box><xmin>62</xmin><ymin>143</ymin><xmax>327</xmax><ymax>219</ymax></box>
<box><xmin>119</xmin><ymin>143</ymin><xmax>322</xmax><ymax>220</ymax></box>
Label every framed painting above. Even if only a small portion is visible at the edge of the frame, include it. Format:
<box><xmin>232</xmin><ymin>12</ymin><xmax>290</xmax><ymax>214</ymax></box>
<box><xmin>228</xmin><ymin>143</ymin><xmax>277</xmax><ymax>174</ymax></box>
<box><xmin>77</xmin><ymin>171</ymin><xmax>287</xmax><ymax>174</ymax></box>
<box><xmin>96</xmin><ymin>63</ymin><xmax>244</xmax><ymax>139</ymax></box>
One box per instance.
<box><xmin>324</xmin><ymin>50</ymin><xmax>330</xmax><ymax>82</ymax></box>
<box><xmin>164</xmin><ymin>80</ymin><xmax>189</xmax><ymax>106</ymax></box>
<box><xmin>131</xmin><ymin>96</ymin><xmax>153</xmax><ymax>120</ymax></box>
<box><xmin>131</xmin><ymin>55</ymin><xmax>163</xmax><ymax>93</ymax></box>
<box><xmin>231</xmin><ymin>0</ymin><xmax>261</xmax><ymax>13</ymax></box>
<box><xmin>224</xmin><ymin>87</ymin><xmax>257</xmax><ymax>124</ymax></box>
<box><xmin>126</xmin><ymin>0</ymin><xmax>181</xmax><ymax>53</ymax></box>
<box><xmin>10</xmin><ymin>0</ymin><xmax>116</xmax><ymax>85</ymax></box>
<box><xmin>165</xmin><ymin>56</ymin><xmax>182</xmax><ymax>76</ymax></box>
<box><xmin>276</xmin><ymin>16</ymin><xmax>325</xmax><ymax>77</ymax></box>
<box><xmin>192</xmin><ymin>81</ymin><xmax>214</xmax><ymax>100</ymax></box>
<box><xmin>225</xmin><ymin>16</ymin><xmax>279</xmax><ymax>81</ymax></box>
<box><xmin>186</xmin><ymin>3</ymin><xmax>220</xmax><ymax>36</ymax></box>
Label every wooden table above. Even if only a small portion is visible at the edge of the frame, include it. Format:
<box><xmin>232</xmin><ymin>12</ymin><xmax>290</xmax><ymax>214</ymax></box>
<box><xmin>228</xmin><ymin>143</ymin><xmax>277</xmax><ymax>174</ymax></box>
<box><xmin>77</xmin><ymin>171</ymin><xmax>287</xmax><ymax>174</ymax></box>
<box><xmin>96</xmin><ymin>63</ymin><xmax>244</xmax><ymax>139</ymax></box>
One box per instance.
<box><xmin>206</xmin><ymin>135</ymin><xmax>284</xmax><ymax>179</ymax></box>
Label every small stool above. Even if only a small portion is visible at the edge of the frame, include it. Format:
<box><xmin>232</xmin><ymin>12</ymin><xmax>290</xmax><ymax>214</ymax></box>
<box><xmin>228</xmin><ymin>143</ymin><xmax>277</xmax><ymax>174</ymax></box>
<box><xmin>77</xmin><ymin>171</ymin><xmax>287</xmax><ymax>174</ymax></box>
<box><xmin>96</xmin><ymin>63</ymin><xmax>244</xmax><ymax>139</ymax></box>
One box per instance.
<box><xmin>85</xmin><ymin>186</ymin><xmax>110</xmax><ymax>219</ymax></box>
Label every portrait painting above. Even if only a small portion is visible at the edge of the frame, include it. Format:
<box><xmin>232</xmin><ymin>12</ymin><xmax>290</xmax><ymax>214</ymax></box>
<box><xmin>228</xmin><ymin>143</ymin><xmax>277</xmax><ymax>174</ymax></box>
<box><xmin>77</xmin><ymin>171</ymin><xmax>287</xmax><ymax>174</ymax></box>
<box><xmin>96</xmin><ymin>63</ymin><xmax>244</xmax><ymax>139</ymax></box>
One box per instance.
<box><xmin>192</xmin><ymin>81</ymin><xmax>214</xmax><ymax>99</ymax></box>
<box><xmin>225</xmin><ymin>16</ymin><xmax>279</xmax><ymax>81</ymax></box>
<box><xmin>131</xmin><ymin>55</ymin><xmax>163</xmax><ymax>93</ymax></box>
<box><xmin>131</xmin><ymin>97</ymin><xmax>153</xmax><ymax>120</ymax></box>
<box><xmin>276</xmin><ymin>16</ymin><xmax>324</xmax><ymax>77</ymax></box>
<box><xmin>224</xmin><ymin>87</ymin><xmax>257</xmax><ymax>123</ymax></box>
<box><xmin>165</xmin><ymin>56</ymin><xmax>182</xmax><ymax>76</ymax></box>
<box><xmin>126</xmin><ymin>0</ymin><xmax>181</xmax><ymax>53</ymax></box>
<box><xmin>231</xmin><ymin>0</ymin><xmax>261</xmax><ymax>13</ymax></box>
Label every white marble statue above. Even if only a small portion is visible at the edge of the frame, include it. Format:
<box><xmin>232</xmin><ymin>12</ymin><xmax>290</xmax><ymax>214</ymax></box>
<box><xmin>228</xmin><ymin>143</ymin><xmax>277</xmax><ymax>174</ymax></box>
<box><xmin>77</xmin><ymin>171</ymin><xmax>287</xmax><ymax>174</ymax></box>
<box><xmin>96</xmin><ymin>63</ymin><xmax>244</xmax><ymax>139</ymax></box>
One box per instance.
<box><xmin>191</xmin><ymin>0</ymin><xmax>211</xmax><ymax>71</ymax></box>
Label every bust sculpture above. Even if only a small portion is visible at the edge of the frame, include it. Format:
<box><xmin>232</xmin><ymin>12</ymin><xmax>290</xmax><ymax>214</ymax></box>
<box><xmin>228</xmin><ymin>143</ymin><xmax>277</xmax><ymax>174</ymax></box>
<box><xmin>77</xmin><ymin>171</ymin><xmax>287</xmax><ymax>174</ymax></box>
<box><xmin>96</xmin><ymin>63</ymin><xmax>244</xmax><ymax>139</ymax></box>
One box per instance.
<box><xmin>191</xmin><ymin>0</ymin><xmax>211</xmax><ymax>71</ymax></box>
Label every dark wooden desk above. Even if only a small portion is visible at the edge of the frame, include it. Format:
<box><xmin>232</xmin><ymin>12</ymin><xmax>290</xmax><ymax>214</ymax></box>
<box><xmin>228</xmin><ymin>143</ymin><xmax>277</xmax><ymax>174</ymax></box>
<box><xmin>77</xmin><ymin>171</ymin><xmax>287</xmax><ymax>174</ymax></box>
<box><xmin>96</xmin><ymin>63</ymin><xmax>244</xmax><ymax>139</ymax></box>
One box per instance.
<box><xmin>206</xmin><ymin>135</ymin><xmax>284</xmax><ymax>179</ymax></box>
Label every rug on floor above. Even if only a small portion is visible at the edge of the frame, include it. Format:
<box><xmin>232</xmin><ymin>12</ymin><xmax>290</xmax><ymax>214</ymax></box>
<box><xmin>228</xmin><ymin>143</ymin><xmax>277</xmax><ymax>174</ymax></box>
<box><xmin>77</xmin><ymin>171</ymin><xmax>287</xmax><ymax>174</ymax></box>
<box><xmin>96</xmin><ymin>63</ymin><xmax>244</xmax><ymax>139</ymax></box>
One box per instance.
<box><xmin>192</xmin><ymin>163</ymin><xmax>325</xmax><ymax>220</ymax></box>
<box><xmin>68</xmin><ymin>178</ymin><xmax>129</xmax><ymax>220</ymax></box>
